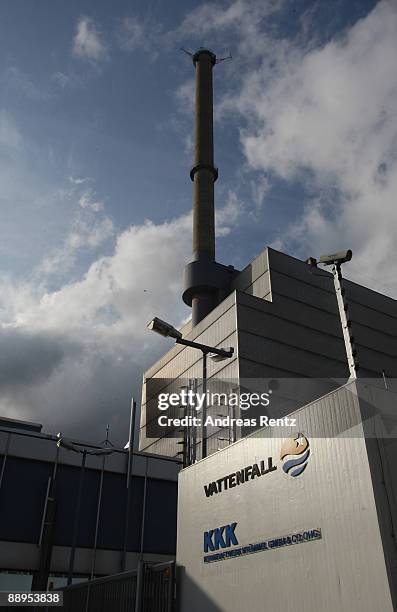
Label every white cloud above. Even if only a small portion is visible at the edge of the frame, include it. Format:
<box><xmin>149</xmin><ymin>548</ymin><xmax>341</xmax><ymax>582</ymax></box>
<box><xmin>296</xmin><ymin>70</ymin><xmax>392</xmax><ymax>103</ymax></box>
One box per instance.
<box><xmin>0</xmin><ymin>214</ymin><xmax>191</xmax><ymax>440</ymax></box>
<box><xmin>178</xmin><ymin>0</ymin><xmax>283</xmax><ymax>39</ymax></box>
<box><xmin>251</xmin><ymin>174</ymin><xmax>270</xmax><ymax>209</ymax></box>
<box><xmin>116</xmin><ymin>16</ymin><xmax>161</xmax><ymax>59</ymax></box>
<box><xmin>175</xmin><ymin>78</ymin><xmax>195</xmax><ymax>114</ymax></box>
<box><xmin>223</xmin><ymin>0</ymin><xmax>397</xmax><ymax>297</ymax></box>
<box><xmin>175</xmin><ymin>0</ymin><xmax>286</xmax><ymax>62</ymax></box>
<box><xmin>117</xmin><ymin>17</ymin><xmax>145</xmax><ymax>51</ymax></box>
<box><xmin>53</xmin><ymin>72</ymin><xmax>70</xmax><ymax>89</ymax></box>
<box><xmin>216</xmin><ymin>190</ymin><xmax>245</xmax><ymax>236</ymax></box>
<box><xmin>0</xmin><ymin>195</ymin><xmax>240</xmax><ymax>442</ymax></box>
<box><xmin>73</xmin><ymin>17</ymin><xmax>108</xmax><ymax>62</ymax></box>
<box><xmin>69</xmin><ymin>176</ymin><xmax>91</xmax><ymax>185</ymax></box>
<box><xmin>78</xmin><ymin>188</ymin><xmax>104</xmax><ymax>212</ymax></box>
<box><xmin>34</xmin><ymin>188</ymin><xmax>113</xmax><ymax>279</ymax></box>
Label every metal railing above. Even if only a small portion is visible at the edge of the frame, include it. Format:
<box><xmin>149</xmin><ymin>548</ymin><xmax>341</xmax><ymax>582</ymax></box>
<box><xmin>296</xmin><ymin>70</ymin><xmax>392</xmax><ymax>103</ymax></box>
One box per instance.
<box><xmin>60</xmin><ymin>561</ymin><xmax>175</xmax><ymax>612</ymax></box>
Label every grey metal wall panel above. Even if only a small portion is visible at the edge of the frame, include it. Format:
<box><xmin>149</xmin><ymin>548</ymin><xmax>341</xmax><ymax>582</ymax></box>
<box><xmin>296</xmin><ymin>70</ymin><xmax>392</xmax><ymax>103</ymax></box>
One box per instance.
<box><xmin>247</xmin><ymin>273</ymin><xmax>271</xmax><ymax>299</ymax></box>
<box><xmin>238</xmin><ymin>330</ymin><xmax>347</xmax><ymax>378</ymax></box>
<box><xmin>348</xmin><ymin>301</ymin><xmax>397</xmax><ymax>337</ymax></box>
<box><xmin>354</xmin><ymin>344</ymin><xmax>397</xmax><ymax>377</ymax></box>
<box><xmin>237</xmin><ymin>304</ymin><xmax>347</xmax><ymax>363</ymax></box>
<box><xmin>176</xmin><ymin>383</ymin><xmax>395</xmax><ymax>612</ymax></box>
<box><xmin>231</xmin><ymin>250</ymin><xmax>270</xmax><ymax>295</ymax></box>
<box><xmin>353</xmin><ymin>322</ymin><xmax>397</xmax><ymax>358</ymax></box>
<box><xmin>267</xmin><ymin>247</ymin><xmax>329</xmax><ymax>283</ymax></box>
<box><xmin>238</xmin><ymin>357</ymin><xmax>307</xmax><ymax>378</ymax></box>
<box><xmin>268</xmin><ymin>248</ymin><xmax>397</xmax><ymax>342</ymax></box>
<box><xmin>237</xmin><ymin>291</ymin><xmax>343</xmax><ymax>337</ymax></box>
<box><xmin>270</xmin><ymin>270</ymin><xmax>338</xmax><ymax>313</ymax></box>
<box><xmin>345</xmin><ymin>280</ymin><xmax>397</xmax><ymax>318</ymax></box>
<box><xmin>353</xmin><ymin>382</ymin><xmax>397</xmax><ymax>608</ymax></box>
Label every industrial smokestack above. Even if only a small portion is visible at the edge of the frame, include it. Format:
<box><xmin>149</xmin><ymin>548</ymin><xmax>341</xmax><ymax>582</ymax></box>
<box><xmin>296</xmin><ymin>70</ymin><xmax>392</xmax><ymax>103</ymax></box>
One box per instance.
<box><xmin>191</xmin><ymin>48</ymin><xmax>217</xmax><ymax>263</ymax></box>
<box><xmin>182</xmin><ymin>48</ymin><xmax>238</xmax><ymax>327</ymax></box>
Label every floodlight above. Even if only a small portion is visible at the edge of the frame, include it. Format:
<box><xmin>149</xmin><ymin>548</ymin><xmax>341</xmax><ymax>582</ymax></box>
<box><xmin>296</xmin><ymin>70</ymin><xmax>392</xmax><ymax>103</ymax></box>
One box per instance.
<box><xmin>147</xmin><ymin>317</ymin><xmax>182</xmax><ymax>339</ymax></box>
<box><xmin>57</xmin><ymin>436</ymin><xmax>79</xmax><ymax>452</ymax></box>
<box><xmin>57</xmin><ymin>434</ymin><xmax>114</xmax><ymax>456</ymax></box>
<box><xmin>210</xmin><ymin>347</ymin><xmax>234</xmax><ymax>362</ymax></box>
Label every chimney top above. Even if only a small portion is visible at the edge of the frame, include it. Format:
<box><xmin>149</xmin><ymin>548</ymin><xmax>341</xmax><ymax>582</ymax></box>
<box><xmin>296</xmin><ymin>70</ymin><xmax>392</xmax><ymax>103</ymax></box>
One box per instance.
<box><xmin>192</xmin><ymin>48</ymin><xmax>216</xmax><ymax>66</ymax></box>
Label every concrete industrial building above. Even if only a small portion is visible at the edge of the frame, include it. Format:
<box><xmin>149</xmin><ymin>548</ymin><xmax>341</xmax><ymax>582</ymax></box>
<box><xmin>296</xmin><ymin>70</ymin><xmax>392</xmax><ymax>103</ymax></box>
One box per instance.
<box><xmin>0</xmin><ymin>415</ymin><xmax>180</xmax><ymax>592</ymax></box>
<box><xmin>140</xmin><ymin>245</ymin><xmax>397</xmax><ymax>458</ymax></box>
<box><xmin>138</xmin><ymin>48</ymin><xmax>397</xmax><ymax>611</ymax></box>
<box><xmin>139</xmin><ymin>48</ymin><xmax>397</xmax><ymax>459</ymax></box>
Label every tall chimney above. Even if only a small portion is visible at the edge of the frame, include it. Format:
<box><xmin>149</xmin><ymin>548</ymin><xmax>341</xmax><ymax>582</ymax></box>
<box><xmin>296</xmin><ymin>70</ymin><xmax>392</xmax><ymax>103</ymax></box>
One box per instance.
<box><xmin>182</xmin><ymin>48</ymin><xmax>238</xmax><ymax>327</ymax></box>
<box><xmin>191</xmin><ymin>49</ymin><xmax>217</xmax><ymax>263</ymax></box>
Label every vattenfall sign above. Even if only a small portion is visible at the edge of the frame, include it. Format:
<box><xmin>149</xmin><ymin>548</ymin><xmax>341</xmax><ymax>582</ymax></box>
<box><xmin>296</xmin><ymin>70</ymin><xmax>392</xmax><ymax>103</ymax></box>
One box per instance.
<box><xmin>204</xmin><ymin>433</ymin><xmax>311</xmax><ymax>498</ymax></box>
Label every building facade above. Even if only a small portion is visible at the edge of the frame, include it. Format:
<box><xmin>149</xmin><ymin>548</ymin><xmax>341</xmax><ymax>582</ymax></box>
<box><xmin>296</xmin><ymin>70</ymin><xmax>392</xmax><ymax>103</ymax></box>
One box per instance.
<box><xmin>176</xmin><ymin>380</ymin><xmax>397</xmax><ymax>611</ymax></box>
<box><xmin>139</xmin><ymin>246</ymin><xmax>397</xmax><ymax>458</ymax></box>
<box><xmin>0</xmin><ymin>417</ymin><xmax>180</xmax><ymax>591</ymax></box>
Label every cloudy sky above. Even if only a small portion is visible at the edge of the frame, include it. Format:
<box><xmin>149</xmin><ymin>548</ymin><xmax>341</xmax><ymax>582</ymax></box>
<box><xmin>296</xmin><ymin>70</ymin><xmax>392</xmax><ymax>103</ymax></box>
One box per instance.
<box><xmin>1</xmin><ymin>0</ymin><xmax>396</xmax><ymax>445</ymax></box>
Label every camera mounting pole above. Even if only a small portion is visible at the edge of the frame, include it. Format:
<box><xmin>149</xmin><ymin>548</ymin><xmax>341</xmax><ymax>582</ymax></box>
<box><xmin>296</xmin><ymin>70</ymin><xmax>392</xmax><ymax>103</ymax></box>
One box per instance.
<box><xmin>319</xmin><ymin>250</ymin><xmax>359</xmax><ymax>380</ymax></box>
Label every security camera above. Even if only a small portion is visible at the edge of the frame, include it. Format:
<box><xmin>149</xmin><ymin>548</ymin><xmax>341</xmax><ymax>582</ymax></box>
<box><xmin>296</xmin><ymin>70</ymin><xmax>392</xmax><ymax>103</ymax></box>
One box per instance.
<box><xmin>147</xmin><ymin>317</ymin><xmax>182</xmax><ymax>339</ymax></box>
<box><xmin>319</xmin><ymin>250</ymin><xmax>352</xmax><ymax>266</ymax></box>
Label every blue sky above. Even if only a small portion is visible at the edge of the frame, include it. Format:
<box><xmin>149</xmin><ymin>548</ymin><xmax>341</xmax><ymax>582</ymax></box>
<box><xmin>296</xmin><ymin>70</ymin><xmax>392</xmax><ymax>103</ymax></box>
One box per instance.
<box><xmin>1</xmin><ymin>0</ymin><xmax>396</xmax><ymax>444</ymax></box>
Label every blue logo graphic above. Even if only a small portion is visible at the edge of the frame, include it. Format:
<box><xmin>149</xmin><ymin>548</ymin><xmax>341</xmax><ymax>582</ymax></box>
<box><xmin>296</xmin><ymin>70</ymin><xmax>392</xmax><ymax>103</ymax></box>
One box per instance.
<box><xmin>280</xmin><ymin>433</ymin><xmax>310</xmax><ymax>477</ymax></box>
<box><xmin>204</xmin><ymin>522</ymin><xmax>239</xmax><ymax>552</ymax></box>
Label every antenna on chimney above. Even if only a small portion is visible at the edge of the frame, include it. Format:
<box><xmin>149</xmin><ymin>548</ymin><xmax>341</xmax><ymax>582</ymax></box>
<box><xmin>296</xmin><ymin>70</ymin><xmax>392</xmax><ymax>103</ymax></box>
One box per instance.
<box><xmin>180</xmin><ymin>47</ymin><xmax>193</xmax><ymax>57</ymax></box>
<box><xmin>216</xmin><ymin>52</ymin><xmax>232</xmax><ymax>64</ymax></box>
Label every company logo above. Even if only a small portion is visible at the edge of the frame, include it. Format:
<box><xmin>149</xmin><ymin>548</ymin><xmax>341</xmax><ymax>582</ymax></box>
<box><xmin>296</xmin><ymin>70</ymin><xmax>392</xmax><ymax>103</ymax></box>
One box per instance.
<box><xmin>204</xmin><ymin>522</ymin><xmax>239</xmax><ymax>552</ymax></box>
<box><xmin>204</xmin><ymin>458</ymin><xmax>276</xmax><ymax>497</ymax></box>
<box><xmin>203</xmin><ymin>527</ymin><xmax>322</xmax><ymax>563</ymax></box>
<box><xmin>280</xmin><ymin>433</ymin><xmax>310</xmax><ymax>477</ymax></box>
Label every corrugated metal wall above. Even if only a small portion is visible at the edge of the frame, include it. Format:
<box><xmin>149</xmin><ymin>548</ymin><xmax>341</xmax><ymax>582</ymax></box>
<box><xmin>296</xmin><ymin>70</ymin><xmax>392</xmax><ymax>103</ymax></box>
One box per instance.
<box><xmin>176</xmin><ymin>382</ymin><xmax>396</xmax><ymax>612</ymax></box>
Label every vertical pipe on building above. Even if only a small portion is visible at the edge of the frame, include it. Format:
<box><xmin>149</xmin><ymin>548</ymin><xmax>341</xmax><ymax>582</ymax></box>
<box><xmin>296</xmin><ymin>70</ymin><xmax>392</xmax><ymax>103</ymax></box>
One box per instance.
<box><xmin>0</xmin><ymin>432</ymin><xmax>11</xmax><ymax>492</ymax></box>
<box><xmin>192</xmin><ymin>378</ymin><xmax>198</xmax><ymax>463</ymax></box>
<box><xmin>31</xmin><ymin>441</ymin><xmax>60</xmax><ymax>591</ymax></box>
<box><xmin>67</xmin><ymin>450</ymin><xmax>86</xmax><ymax>586</ymax></box>
<box><xmin>140</xmin><ymin>456</ymin><xmax>148</xmax><ymax>558</ymax></box>
<box><xmin>201</xmin><ymin>351</ymin><xmax>208</xmax><ymax>459</ymax></box>
<box><xmin>90</xmin><ymin>455</ymin><xmax>106</xmax><ymax>579</ymax></box>
<box><xmin>121</xmin><ymin>398</ymin><xmax>137</xmax><ymax>572</ymax></box>
<box><xmin>135</xmin><ymin>456</ymin><xmax>148</xmax><ymax>612</ymax></box>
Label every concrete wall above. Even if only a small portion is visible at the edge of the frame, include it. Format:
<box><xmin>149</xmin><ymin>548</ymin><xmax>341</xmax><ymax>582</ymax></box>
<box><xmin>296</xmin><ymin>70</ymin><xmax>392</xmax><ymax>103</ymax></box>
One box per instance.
<box><xmin>176</xmin><ymin>382</ymin><xmax>396</xmax><ymax>612</ymax></box>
